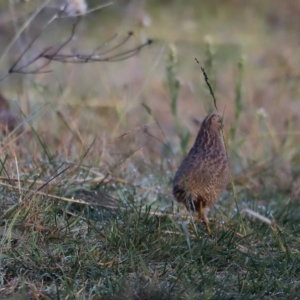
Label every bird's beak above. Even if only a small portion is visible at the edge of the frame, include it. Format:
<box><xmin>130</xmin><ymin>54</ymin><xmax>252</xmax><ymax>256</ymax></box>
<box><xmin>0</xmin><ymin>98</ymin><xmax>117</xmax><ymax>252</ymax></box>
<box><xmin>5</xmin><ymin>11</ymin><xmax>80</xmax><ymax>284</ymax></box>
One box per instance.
<box><xmin>219</xmin><ymin>118</ymin><xmax>223</xmax><ymax>128</ymax></box>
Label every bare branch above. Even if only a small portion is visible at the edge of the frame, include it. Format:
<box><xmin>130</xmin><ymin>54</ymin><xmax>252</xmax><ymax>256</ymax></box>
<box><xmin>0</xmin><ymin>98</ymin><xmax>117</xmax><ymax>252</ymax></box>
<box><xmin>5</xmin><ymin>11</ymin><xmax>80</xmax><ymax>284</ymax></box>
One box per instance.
<box><xmin>0</xmin><ymin>3</ymin><xmax>152</xmax><ymax>82</ymax></box>
<box><xmin>10</xmin><ymin>20</ymin><xmax>79</xmax><ymax>75</ymax></box>
<box><xmin>42</xmin><ymin>33</ymin><xmax>152</xmax><ymax>64</ymax></box>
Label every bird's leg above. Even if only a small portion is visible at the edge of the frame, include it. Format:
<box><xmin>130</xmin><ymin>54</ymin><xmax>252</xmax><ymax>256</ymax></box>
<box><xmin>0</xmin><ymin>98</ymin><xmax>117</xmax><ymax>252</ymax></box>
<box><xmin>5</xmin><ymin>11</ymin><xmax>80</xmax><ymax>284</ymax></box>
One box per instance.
<box><xmin>198</xmin><ymin>201</ymin><xmax>211</xmax><ymax>233</ymax></box>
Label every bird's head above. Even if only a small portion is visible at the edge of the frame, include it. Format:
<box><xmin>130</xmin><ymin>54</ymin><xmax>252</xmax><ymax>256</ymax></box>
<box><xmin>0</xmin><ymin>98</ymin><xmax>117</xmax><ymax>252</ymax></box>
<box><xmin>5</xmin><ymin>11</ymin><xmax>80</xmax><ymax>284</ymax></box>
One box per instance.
<box><xmin>201</xmin><ymin>113</ymin><xmax>223</xmax><ymax>134</ymax></box>
<box><xmin>192</xmin><ymin>113</ymin><xmax>224</xmax><ymax>151</ymax></box>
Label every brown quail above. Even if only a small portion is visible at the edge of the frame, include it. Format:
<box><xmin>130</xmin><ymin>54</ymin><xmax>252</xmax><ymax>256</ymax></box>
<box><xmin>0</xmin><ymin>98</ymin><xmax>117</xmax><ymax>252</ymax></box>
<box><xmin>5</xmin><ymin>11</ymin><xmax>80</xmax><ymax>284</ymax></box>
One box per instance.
<box><xmin>173</xmin><ymin>113</ymin><xmax>229</xmax><ymax>232</ymax></box>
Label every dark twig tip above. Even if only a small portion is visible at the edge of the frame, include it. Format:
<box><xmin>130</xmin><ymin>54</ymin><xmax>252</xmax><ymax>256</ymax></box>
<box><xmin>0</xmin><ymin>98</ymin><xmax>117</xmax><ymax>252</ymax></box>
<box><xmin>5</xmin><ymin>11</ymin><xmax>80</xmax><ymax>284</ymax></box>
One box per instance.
<box><xmin>128</xmin><ymin>31</ymin><xmax>134</xmax><ymax>36</ymax></box>
<box><xmin>197</xmin><ymin>63</ymin><xmax>218</xmax><ymax>111</ymax></box>
<box><xmin>147</xmin><ymin>39</ymin><xmax>153</xmax><ymax>45</ymax></box>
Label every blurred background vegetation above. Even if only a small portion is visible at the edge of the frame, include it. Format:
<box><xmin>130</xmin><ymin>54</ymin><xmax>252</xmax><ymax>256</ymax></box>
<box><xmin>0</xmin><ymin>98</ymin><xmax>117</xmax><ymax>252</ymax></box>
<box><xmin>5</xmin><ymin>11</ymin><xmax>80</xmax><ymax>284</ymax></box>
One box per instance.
<box><xmin>1</xmin><ymin>0</ymin><xmax>300</xmax><ymax>183</ymax></box>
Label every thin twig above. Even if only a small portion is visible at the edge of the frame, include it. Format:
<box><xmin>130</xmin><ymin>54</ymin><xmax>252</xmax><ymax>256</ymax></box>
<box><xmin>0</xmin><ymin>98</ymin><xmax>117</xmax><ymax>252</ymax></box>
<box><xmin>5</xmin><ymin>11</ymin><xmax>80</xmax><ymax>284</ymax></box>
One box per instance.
<box><xmin>0</xmin><ymin>8</ymin><xmax>152</xmax><ymax>82</ymax></box>
<box><xmin>195</xmin><ymin>58</ymin><xmax>218</xmax><ymax>111</ymax></box>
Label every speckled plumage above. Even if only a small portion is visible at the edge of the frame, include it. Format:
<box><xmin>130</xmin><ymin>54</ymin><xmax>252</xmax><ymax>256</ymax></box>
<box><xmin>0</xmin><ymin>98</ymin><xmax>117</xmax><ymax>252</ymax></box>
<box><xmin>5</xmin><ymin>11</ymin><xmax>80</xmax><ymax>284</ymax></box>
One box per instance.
<box><xmin>173</xmin><ymin>114</ymin><xmax>229</xmax><ymax>232</ymax></box>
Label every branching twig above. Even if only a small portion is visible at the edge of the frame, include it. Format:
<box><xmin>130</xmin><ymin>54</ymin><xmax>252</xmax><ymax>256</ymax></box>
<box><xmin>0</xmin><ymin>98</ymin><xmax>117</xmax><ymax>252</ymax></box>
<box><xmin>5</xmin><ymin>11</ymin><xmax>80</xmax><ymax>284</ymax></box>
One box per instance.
<box><xmin>0</xmin><ymin>4</ymin><xmax>152</xmax><ymax>82</ymax></box>
<box><xmin>42</xmin><ymin>33</ymin><xmax>152</xmax><ymax>64</ymax></box>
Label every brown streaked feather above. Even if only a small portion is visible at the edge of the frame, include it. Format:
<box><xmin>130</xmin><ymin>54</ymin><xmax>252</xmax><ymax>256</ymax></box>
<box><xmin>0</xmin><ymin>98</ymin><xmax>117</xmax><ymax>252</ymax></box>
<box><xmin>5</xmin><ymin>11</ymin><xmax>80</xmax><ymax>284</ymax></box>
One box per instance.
<box><xmin>173</xmin><ymin>113</ymin><xmax>229</xmax><ymax>219</ymax></box>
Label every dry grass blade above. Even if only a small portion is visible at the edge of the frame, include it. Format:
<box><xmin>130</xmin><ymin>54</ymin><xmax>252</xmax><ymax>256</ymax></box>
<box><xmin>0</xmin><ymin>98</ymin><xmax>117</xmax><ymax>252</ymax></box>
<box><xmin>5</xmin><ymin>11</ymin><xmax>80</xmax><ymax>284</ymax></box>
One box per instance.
<box><xmin>241</xmin><ymin>208</ymin><xmax>272</xmax><ymax>225</ymax></box>
<box><xmin>61</xmin><ymin>1</ymin><xmax>113</xmax><ymax>18</ymax></box>
<box><xmin>0</xmin><ymin>0</ymin><xmax>52</xmax><ymax>66</ymax></box>
<box><xmin>0</xmin><ymin>181</ymin><xmax>117</xmax><ymax>209</ymax></box>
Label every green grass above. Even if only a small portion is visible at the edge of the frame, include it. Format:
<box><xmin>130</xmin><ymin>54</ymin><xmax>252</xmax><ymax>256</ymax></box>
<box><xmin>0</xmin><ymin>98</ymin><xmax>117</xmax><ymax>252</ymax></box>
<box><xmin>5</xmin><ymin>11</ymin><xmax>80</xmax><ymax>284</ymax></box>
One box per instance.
<box><xmin>1</xmin><ymin>0</ymin><xmax>300</xmax><ymax>299</ymax></box>
<box><xmin>1</xmin><ymin>188</ymin><xmax>300</xmax><ymax>299</ymax></box>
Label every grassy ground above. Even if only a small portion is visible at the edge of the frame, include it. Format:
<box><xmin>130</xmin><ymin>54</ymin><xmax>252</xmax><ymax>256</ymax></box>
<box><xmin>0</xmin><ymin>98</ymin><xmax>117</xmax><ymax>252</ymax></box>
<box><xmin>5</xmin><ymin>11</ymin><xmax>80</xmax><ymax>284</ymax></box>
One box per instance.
<box><xmin>1</xmin><ymin>0</ymin><xmax>300</xmax><ymax>299</ymax></box>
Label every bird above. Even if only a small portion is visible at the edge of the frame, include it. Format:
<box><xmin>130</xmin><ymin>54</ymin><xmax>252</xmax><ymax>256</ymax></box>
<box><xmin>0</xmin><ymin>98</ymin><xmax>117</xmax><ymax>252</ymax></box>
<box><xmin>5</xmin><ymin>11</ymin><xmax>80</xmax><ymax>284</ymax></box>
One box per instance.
<box><xmin>173</xmin><ymin>113</ymin><xmax>229</xmax><ymax>233</ymax></box>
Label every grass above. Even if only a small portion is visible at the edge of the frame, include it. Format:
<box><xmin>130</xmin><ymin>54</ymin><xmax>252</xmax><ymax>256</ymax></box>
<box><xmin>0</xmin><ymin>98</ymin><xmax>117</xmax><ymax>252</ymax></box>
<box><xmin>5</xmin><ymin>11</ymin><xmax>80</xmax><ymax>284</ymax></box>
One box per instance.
<box><xmin>1</xmin><ymin>189</ymin><xmax>300</xmax><ymax>299</ymax></box>
<box><xmin>1</xmin><ymin>0</ymin><xmax>300</xmax><ymax>299</ymax></box>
